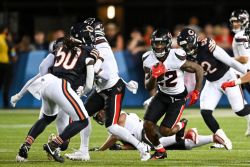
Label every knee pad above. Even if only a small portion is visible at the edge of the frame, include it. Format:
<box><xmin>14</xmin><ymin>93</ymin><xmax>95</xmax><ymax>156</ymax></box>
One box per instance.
<box><xmin>200</xmin><ymin>110</ymin><xmax>213</xmax><ymax>117</ymax></box>
<box><xmin>235</xmin><ymin>106</ymin><xmax>250</xmax><ymax>117</ymax></box>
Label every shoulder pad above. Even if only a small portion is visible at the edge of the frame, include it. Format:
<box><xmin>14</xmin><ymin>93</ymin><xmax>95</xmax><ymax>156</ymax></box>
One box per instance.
<box><xmin>142</xmin><ymin>51</ymin><xmax>152</xmax><ymax>62</ymax></box>
<box><xmin>174</xmin><ymin>49</ymin><xmax>186</xmax><ymax>61</ymax></box>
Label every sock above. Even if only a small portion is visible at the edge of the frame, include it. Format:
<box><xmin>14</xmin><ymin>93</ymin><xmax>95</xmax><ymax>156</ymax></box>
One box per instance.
<box><xmin>154</xmin><ymin>144</ymin><xmax>165</xmax><ymax>152</ymax></box>
<box><xmin>59</xmin><ymin>119</ymin><xmax>89</xmax><ymax>142</ymax></box>
<box><xmin>201</xmin><ymin>110</ymin><xmax>220</xmax><ymax>133</ymax></box>
<box><xmin>185</xmin><ymin>135</ymin><xmax>213</xmax><ymax>149</ymax></box>
<box><xmin>79</xmin><ymin>117</ymin><xmax>92</xmax><ymax>154</ymax></box>
<box><xmin>176</xmin><ymin>122</ymin><xmax>185</xmax><ymax>130</ymax></box>
<box><xmin>159</xmin><ymin>135</ymin><xmax>177</xmax><ymax>147</ymax></box>
<box><xmin>108</xmin><ymin>124</ymin><xmax>142</xmax><ymax>151</ymax></box>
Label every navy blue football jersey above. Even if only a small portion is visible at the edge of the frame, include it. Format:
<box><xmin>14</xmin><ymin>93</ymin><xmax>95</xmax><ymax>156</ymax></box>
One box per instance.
<box><xmin>188</xmin><ymin>38</ymin><xmax>230</xmax><ymax>81</ymax></box>
<box><xmin>51</xmin><ymin>43</ymin><xmax>96</xmax><ymax>91</ymax></box>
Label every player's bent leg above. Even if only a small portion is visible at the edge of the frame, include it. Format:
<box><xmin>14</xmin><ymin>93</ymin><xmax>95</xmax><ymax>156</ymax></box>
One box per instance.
<box><xmin>108</xmin><ymin>124</ymin><xmax>150</xmax><ymax>161</ymax></box>
<box><xmin>184</xmin><ymin>128</ymin><xmax>199</xmax><ymax>144</ymax></box>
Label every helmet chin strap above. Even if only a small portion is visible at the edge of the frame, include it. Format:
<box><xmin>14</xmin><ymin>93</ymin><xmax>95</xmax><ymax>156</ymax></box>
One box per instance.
<box><xmin>154</xmin><ymin>50</ymin><xmax>166</xmax><ymax>58</ymax></box>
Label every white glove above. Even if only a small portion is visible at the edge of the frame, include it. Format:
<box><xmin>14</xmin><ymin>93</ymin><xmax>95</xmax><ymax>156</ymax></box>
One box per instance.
<box><xmin>126</xmin><ymin>80</ymin><xmax>138</xmax><ymax>94</ymax></box>
<box><xmin>76</xmin><ymin>86</ymin><xmax>85</xmax><ymax>97</ymax></box>
<box><xmin>10</xmin><ymin>93</ymin><xmax>22</xmax><ymax>107</ymax></box>
<box><xmin>208</xmin><ymin>39</ymin><xmax>216</xmax><ymax>52</ymax></box>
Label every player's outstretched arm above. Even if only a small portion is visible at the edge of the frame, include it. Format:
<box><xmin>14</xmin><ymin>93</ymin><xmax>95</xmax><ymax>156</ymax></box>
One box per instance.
<box><xmin>98</xmin><ymin>134</ymin><xmax>119</xmax><ymax>151</ymax></box>
<box><xmin>213</xmin><ymin>45</ymin><xmax>248</xmax><ymax>74</ymax></box>
<box><xmin>10</xmin><ymin>73</ymin><xmax>41</xmax><ymax>107</ymax></box>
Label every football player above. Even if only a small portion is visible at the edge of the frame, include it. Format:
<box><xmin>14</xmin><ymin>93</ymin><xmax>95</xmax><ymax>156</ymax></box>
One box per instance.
<box><xmin>177</xmin><ymin>28</ymin><xmax>250</xmax><ymax>150</ymax></box>
<box><xmin>13</xmin><ymin>22</ymin><xmax>98</xmax><ymax>163</ymax></box>
<box><xmin>229</xmin><ymin>9</ymin><xmax>250</xmax><ymax>136</ymax></box>
<box><xmin>65</xmin><ymin>17</ymin><xmax>150</xmax><ymax>161</ymax></box>
<box><xmin>142</xmin><ymin>29</ymin><xmax>204</xmax><ymax>159</ymax></box>
<box><xmin>88</xmin><ymin>110</ymin><xmax>226</xmax><ymax>152</ymax></box>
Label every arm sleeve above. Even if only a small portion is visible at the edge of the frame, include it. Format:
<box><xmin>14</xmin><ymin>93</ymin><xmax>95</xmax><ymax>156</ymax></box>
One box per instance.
<box><xmin>213</xmin><ymin>45</ymin><xmax>248</xmax><ymax>74</ymax></box>
<box><xmin>39</xmin><ymin>53</ymin><xmax>55</xmax><ymax>76</ymax></box>
<box><xmin>18</xmin><ymin>73</ymin><xmax>41</xmax><ymax>97</ymax></box>
<box><xmin>94</xmin><ymin>58</ymin><xmax>104</xmax><ymax>73</ymax></box>
<box><xmin>84</xmin><ymin>57</ymin><xmax>95</xmax><ymax>94</ymax></box>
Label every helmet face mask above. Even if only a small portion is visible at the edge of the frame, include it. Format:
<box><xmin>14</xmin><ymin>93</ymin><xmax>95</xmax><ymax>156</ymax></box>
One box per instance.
<box><xmin>70</xmin><ymin>22</ymin><xmax>95</xmax><ymax>46</ymax></box>
<box><xmin>151</xmin><ymin>29</ymin><xmax>172</xmax><ymax>58</ymax></box>
<box><xmin>230</xmin><ymin>9</ymin><xmax>249</xmax><ymax>33</ymax></box>
<box><xmin>177</xmin><ymin>28</ymin><xmax>198</xmax><ymax>57</ymax></box>
<box><xmin>84</xmin><ymin>17</ymin><xmax>105</xmax><ymax>37</ymax></box>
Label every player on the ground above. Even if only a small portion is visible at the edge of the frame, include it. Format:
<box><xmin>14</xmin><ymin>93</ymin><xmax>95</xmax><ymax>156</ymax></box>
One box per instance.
<box><xmin>229</xmin><ymin>9</ymin><xmax>250</xmax><ymax>136</ymax></box>
<box><xmin>177</xmin><ymin>28</ymin><xmax>250</xmax><ymax>150</ymax></box>
<box><xmin>142</xmin><ymin>28</ymin><xmax>204</xmax><ymax>159</ymax></box>
<box><xmin>13</xmin><ymin>22</ymin><xmax>97</xmax><ymax>163</ymax></box>
<box><xmin>65</xmin><ymin>17</ymin><xmax>150</xmax><ymax>161</ymax></box>
<box><xmin>86</xmin><ymin>110</ymin><xmax>226</xmax><ymax>152</ymax></box>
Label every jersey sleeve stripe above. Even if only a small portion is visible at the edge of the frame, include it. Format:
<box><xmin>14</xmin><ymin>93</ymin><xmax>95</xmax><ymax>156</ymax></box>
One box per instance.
<box><xmin>175</xmin><ymin>53</ymin><xmax>186</xmax><ymax>61</ymax></box>
<box><xmin>62</xmin><ymin>79</ymin><xmax>85</xmax><ymax>120</ymax></box>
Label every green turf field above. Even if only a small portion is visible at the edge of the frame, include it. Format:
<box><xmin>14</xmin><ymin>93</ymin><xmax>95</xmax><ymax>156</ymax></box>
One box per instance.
<box><xmin>0</xmin><ymin>108</ymin><xmax>250</xmax><ymax>167</ymax></box>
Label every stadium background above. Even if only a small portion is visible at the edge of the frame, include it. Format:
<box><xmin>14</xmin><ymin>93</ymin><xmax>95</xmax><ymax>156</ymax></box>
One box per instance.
<box><xmin>0</xmin><ymin>0</ymin><xmax>250</xmax><ymax>108</ymax></box>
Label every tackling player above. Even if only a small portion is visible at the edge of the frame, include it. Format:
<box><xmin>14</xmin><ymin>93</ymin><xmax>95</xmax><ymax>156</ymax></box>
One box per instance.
<box><xmin>142</xmin><ymin>29</ymin><xmax>204</xmax><ymax>159</ymax></box>
<box><xmin>177</xmin><ymin>28</ymin><xmax>250</xmax><ymax>150</ymax></box>
<box><xmin>13</xmin><ymin>22</ymin><xmax>97</xmax><ymax>163</ymax></box>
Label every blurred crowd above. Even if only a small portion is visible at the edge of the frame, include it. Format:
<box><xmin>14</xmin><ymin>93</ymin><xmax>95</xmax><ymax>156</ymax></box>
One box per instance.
<box><xmin>0</xmin><ymin>16</ymin><xmax>235</xmax><ymax>108</ymax></box>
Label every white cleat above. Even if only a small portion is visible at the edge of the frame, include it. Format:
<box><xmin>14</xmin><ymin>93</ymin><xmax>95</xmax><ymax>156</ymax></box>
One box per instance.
<box><xmin>210</xmin><ymin>143</ymin><xmax>225</xmax><ymax>149</ymax></box>
<box><xmin>184</xmin><ymin>128</ymin><xmax>199</xmax><ymax>144</ymax></box>
<box><xmin>214</xmin><ymin>129</ymin><xmax>232</xmax><ymax>150</ymax></box>
<box><xmin>138</xmin><ymin>142</ymin><xmax>151</xmax><ymax>161</ymax></box>
<box><xmin>16</xmin><ymin>155</ymin><xmax>27</xmax><ymax>162</ymax></box>
<box><xmin>65</xmin><ymin>150</ymin><xmax>90</xmax><ymax>161</ymax></box>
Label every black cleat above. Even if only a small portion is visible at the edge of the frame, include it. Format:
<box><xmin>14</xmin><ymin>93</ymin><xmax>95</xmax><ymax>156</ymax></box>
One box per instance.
<box><xmin>43</xmin><ymin>143</ymin><xmax>64</xmax><ymax>163</ymax></box>
<box><xmin>150</xmin><ymin>150</ymin><xmax>167</xmax><ymax>160</ymax></box>
<box><xmin>16</xmin><ymin>144</ymin><xmax>30</xmax><ymax>162</ymax></box>
<box><xmin>176</xmin><ymin>118</ymin><xmax>188</xmax><ymax>142</ymax></box>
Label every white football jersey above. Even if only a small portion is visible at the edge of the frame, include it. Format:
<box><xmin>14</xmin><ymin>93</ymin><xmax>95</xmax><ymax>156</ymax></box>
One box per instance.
<box><xmin>142</xmin><ymin>49</ymin><xmax>186</xmax><ymax>95</ymax></box>
<box><xmin>95</xmin><ymin>41</ymin><xmax>120</xmax><ymax>92</ymax></box>
<box><xmin>124</xmin><ymin>112</ymin><xmax>144</xmax><ymax>141</ymax></box>
<box><xmin>232</xmin><ymin>30</ymin><xmax>250</xmax><ymax>69</ymax></box>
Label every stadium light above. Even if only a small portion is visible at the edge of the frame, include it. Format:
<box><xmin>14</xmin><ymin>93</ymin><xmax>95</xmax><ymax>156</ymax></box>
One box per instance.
<box><xmin>107</xmin><ymin>5</ymin><xmax>115</xmax><ymax>19</ymax></box>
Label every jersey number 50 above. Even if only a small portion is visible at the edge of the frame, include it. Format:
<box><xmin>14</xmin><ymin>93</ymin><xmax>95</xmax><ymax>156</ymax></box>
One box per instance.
<box><xmin>54</xmin><ymin>47</ymin><xmax>81</xmax><ymax>69</ymax></box>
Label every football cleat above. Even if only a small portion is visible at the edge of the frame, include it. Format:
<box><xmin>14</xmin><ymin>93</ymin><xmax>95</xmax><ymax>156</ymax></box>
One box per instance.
<box><xmin>140</xmin><ymin>144</ymin><xmax>151</xmax><ymax>161</ymax></box>
<box><xmin>210</xmin><ymin>143</ymin><xmax>225</xmax><ymax>149</ymax></box>
<box><xmin>184</xmin><ymin>128</ymin><xmax>199</xmax><ymax>144</ymax></box>
<box><xmin>176</xmin><ymin>118</ymin><xmax>188</xmax><ymax>142</ymax></box>
<box><xmin>214</xmin><ymin>129</ymin><xmax>232</xmax><ymax>150</ymax></box>
<box><xmin>65</xmin><ymin>150</ymin><xmax>90</xmax><ymax>161</ymax></box>
<box><xmin>47</xmin><ymin>133</ymin><xmax>57</xmax><ymax>160</ymax></box>
<box><xmin>43</xmin><ymin>143</ymin><xmax>64</xmax><ymax>163</ymax></box>
<box><xmin>150</xmin><ymin>148</ymin><xmax>167</xmax><ymax>160</ymax></box>
<box><xmin>16</xmin><ymin>144</ymin><xmax>30</xmax><ymax>162</ymax></box>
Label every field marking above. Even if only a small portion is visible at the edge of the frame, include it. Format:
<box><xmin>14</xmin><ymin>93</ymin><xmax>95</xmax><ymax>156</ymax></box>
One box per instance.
<box><xmin>0</xmin><ymin>124</ymin><xmax>33</xmax><ymax>128</ymax></box>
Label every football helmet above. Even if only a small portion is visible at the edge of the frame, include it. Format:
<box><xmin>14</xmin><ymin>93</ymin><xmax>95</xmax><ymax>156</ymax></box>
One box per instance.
<box><xmin>93</xmin><ymin>110</ymin><xmax>105</xmax><ymax>125</ymax></box>
<box><xmin>70</xmin><ymin>22</ymin><xmax>95</xmax><ymax>46</ymax></box>
<box><xmin>229</xmin><ymin>9</ymin><xmax>249</xmax><ymax>33</ymax></box>
<box><xmin>177</xmin><ymin>28</ymin><xmax>198</xmax><ymax>57</ymax></box>
<box><xmin>84</xmin><ymin>17</ymin><xmax>105</xmax><ymax>37</ymax></box>
<box><xmin>151</xmin><ymin>29</ymin><xmax>172</xmax><ymax>58</ymax></box>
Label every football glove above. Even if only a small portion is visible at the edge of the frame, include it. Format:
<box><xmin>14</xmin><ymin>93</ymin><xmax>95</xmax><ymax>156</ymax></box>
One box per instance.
<box><xmin>221</xmin><ymin>81</ymin><xmax>236</xmax><ymax>90</ymax></box>
<box><xmin>89</xmin><ymin>147</ymin><xmax>100</xmax><ymax>151</ymax></box>
<box><xmin>151</xmin><ymin>62</ymin><xmax>166</xmax><ymax>79</ymax></box>
<box><xmin>76</xmin><ymin>86</ymin><xmax>86</xmax><ymax>97</ymax></box>
<box><xmin>208</xmin><ymin>39</ymin><xmax>216</xmax><ymax>52</ymax></box>
<box><xmin>10</xmin><ymin>93</ymin><xmax>22</xmax><ymax>107</ymax></box>
<box><xmin>187</xmin><ymin>90</ymin><xmax>200</xmax><ymax>106</ymax></box>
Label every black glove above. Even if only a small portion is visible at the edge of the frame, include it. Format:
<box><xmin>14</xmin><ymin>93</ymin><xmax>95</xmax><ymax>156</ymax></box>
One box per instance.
<box><xmin>89</xmin><ymin>147</ymin><xmax>100</xmax><ymax>151</ymax></box>
<box><xmin>109</xmin><ymin>143</ymin><xmax>122</xmax><ymax>150</ymax></box>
